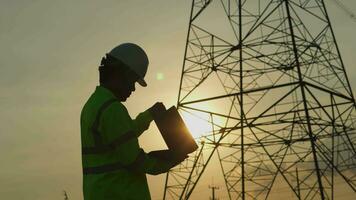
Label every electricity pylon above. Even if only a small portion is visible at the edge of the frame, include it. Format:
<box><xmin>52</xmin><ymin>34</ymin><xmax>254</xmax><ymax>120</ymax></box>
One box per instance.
<box><xmin>163</xmin><ymin>0</ymin><xmax>356</xmax><ymax>199</ymax></box>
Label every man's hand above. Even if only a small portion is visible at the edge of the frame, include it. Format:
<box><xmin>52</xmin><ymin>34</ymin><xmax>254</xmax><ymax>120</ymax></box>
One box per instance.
<box><xmin>148</xmin><ymin>150</ymin><xmax>188</xmax><ymax>165</ymax></box>
<box><xmin>148</xmin><ymin>102</ymin><xmax>166</xmax><ymax>120</ymax></box>
<box><xmin>171</xmin><ymin>152</ymin><xmax>188</xmax><ymax>163</ymax></box>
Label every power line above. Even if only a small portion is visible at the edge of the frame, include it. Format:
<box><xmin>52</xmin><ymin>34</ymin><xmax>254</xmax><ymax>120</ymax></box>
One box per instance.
<box><xmin>331</xmin><ymin>0</ymin><xmax>356</xmax><ymax>22</ymax></box>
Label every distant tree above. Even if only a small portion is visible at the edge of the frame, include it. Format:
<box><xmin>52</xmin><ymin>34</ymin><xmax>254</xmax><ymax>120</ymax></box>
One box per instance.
<box><xmin>63</xmin><ymin>190</ymin><xmax>69</xmax><ymax>200</ymax></box>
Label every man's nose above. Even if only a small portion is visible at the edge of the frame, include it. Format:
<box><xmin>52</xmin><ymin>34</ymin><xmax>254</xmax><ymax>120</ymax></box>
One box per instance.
<box><xmin>131</xmin><ymin>83</ymin><xmax>136</xmax><ymax>92</ymax></box>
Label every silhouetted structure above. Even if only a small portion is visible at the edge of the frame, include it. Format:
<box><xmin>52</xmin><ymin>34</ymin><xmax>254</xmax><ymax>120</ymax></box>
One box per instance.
<box><xmin>209</xmin><ymin>185</ymin><xmax>219</xmax><ymax>200</ymax></box>
<box><xmin>163</xmin><ymin>0</ymin><xmax>356</xmax><ymax>199</ymax></box>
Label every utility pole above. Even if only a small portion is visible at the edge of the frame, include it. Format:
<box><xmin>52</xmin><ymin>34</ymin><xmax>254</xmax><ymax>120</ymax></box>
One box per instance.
<box><xmin>209</xmin><ymin>185</ymin><xmax>219</xmax><ymax>200</ymax></box>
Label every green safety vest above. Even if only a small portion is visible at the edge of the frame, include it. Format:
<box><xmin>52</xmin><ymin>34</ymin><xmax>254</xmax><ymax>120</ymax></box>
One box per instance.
<box><xmin>81</xmin><ymin>86</ymin><xmax>172</xmax><ymax>200</ymax></box>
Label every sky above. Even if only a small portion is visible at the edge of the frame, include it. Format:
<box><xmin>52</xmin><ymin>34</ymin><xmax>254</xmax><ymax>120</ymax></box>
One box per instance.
<box><xmin>0</xmin><ymin>0</ymin><xmax>355</xmax><ymax>199</ymax></box>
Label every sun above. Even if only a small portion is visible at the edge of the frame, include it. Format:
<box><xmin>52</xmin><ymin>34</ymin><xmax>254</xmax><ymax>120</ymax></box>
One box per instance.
<box><xmin>180</xmin><ymin>109</ymin><xmax>214</xmax><ymax>138</ymax></box>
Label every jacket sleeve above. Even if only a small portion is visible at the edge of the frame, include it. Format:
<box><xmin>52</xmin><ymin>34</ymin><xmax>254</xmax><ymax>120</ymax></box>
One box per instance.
<box><xmin>130</xmin><ymin>149</ymin><xmax>178</xmax><ymax>175</ymax></box>
<box><xmin>131</xmin><ymin>109</ymin><xmax>154</xmax><ymax>137</ymax></box>
<box><xmin>100</xmin><ymin>102</ymin><xmax>176</xmax><ymax>175</ymax></box>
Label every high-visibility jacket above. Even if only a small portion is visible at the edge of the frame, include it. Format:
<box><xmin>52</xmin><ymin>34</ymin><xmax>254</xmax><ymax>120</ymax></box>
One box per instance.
<box><xmin>80</xmin><ymin>86</ymin><xmax>173</xmax><ymax>200</ymax></box>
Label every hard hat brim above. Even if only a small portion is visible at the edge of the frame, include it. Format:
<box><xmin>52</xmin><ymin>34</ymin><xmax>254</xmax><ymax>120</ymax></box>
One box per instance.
<box><xmin>137</xmin><ymin>78</ymin><xmax>147</xmax><ymax>87</ymax></box>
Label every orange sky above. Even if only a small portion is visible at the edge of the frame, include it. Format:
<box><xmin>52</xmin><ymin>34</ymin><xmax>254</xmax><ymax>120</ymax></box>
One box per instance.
<box><xmin>0</xmin><ymin>1</ymin><xmax>355</xmax><ymax>199</ymax></box>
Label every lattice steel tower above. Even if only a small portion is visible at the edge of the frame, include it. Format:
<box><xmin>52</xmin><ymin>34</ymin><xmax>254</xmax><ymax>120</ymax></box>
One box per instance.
<box><xmin>163</xmin><ymin>0</ymin><xmax>356</xmax><ymax>199</ymax></box>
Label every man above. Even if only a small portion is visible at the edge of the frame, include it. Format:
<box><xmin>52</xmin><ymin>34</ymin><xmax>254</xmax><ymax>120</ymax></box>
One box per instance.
<box><xmin>80</xmin><ymin>43</ymin><xmax>186</xmax><ymax>200</ymax></box>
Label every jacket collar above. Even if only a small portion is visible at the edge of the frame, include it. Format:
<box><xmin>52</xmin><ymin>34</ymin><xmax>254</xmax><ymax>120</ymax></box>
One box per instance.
<box><xmin>95</xmin><ymin>85</ymin><xmax>117</xmax><ymax>99</ymax></box>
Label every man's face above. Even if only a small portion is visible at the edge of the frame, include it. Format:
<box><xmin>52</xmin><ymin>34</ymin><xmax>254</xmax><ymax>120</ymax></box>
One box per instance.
<box><xmin>111</xmin><ymin>67</ymin><xmax>140</xmax><ymax>102</ymax></box>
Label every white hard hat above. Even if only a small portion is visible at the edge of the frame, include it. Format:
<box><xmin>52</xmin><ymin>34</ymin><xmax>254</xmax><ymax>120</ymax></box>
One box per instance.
<box><xmin>108</xmin><ymin>43</ymin><xmax>148</xmax><ymax>87</ymax></box>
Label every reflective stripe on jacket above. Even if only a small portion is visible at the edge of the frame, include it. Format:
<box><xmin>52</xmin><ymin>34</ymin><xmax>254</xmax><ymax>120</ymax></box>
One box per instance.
<box><xmin>81</xmin><ymin>86</ymin><xmax>172</xmax><ymax>200</ymax></box>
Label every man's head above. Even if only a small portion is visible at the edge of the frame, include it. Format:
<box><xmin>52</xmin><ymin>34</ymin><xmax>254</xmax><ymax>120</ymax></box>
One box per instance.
<box><xmin>99</xmin><ymin>43</ymin><xmax>149</xmax><ymax>102</ymax></box>
<box><xmin>99</xmin><ymin>55</ymin><xmax>138</xmax><ymax>101</ymax></box>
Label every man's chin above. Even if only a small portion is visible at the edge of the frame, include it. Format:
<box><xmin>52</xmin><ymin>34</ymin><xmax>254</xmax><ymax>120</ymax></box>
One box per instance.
<box><xmin>118</xmin><ymin>96</ymin><xmax>127</xmax><ymax>102</ymax></box>
<box><xmin>117</xmin><ymin>93</ymin><xmax>131</xmax><ymax>102</ymax></box>
<box><xmin>121</xmin><ymin>95</ymin><xmax>131</xmax><ymax>102</ymax></box>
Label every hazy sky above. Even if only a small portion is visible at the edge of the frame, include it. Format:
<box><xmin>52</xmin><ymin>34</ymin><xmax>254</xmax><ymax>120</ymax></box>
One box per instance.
<box><xmin>0</xmin><ymin>1</ymin><xmax>355</xmax><ymax>199</ymax></box>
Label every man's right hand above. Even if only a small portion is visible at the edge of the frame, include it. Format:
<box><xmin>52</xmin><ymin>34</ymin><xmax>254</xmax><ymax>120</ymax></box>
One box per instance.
<box><xmin>148</xmin><ymin>102</ymin><xmax>166</xmax><ymax>120</ymax></box>
<box><xmin>148</xmin><ymin>150</ymin><xmax>188</xmax><ymax>165</ymax></box>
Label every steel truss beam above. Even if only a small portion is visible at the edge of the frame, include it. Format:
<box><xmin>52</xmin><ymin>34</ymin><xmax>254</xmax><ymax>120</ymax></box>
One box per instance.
<box><xmin>164</xmin><ymin>0</ymin><xmax>356</xmax><ymax>199</ymax></box>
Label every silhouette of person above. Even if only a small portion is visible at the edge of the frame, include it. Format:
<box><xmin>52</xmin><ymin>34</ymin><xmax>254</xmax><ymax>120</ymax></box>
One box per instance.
<box><xmin>80</xmin><ymin>43</ymin><xmax>186</xmax><ymax>200</ymax></box>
